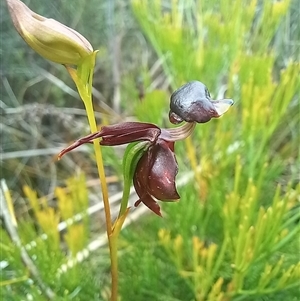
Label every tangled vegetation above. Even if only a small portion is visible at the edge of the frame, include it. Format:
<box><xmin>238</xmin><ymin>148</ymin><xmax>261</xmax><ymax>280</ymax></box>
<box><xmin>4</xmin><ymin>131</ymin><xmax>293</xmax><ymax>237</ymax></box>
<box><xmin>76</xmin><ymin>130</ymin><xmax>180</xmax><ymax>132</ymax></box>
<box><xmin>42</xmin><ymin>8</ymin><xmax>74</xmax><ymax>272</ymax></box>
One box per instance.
<box><xmin>1</xmin><ymin>0</ymin><xmax>299</xmax><ymax>300</ymax></box>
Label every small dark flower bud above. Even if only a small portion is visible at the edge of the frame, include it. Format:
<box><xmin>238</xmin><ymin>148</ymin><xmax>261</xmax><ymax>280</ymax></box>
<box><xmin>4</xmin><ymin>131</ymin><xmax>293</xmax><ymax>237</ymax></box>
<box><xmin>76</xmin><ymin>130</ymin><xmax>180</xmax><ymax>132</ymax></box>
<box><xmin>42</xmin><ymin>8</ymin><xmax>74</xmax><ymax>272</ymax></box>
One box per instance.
<box><xmin>169</xmin><ymin>81</ymin><xmax>233</xmax><ymax>124</ymax></box>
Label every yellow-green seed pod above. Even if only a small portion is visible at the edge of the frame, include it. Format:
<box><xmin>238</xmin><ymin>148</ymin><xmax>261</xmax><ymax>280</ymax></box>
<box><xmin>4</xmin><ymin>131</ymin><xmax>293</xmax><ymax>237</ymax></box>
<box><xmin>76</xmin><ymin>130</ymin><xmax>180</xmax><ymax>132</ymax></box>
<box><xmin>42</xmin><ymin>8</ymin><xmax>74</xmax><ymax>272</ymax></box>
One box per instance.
<box><xmin>7</xmin><ymin>0</ymin><xmax>93</xmax><ymax>65</ymax></box>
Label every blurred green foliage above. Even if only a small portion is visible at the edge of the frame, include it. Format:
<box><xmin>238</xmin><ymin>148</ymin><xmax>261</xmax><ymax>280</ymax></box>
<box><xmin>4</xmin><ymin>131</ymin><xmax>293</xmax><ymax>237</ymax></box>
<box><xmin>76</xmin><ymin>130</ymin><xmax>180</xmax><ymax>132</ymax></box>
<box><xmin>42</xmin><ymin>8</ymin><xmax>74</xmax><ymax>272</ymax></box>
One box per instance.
<box><xmin>1</xmin><ymin>174</ymin><xmax>109</xmax><ymax>301</ymax></box>
<box><xmin>120</xmin><ymin>0</ymin><xmax>300</xmax><ymax>300</ymax></box>
<box><xmin>1</xmin><ymin>0</ymin><xmax>299</xmax><ymax>300</ymax></box>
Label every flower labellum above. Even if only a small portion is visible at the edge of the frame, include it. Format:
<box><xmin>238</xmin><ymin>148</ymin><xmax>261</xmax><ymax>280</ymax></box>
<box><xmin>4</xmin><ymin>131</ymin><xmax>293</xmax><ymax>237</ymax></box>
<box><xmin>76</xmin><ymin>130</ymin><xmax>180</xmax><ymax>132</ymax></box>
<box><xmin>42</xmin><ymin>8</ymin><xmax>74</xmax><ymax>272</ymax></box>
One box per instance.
<box><xmin>169</xmin><ymin>81</ymin><xmax>233</xmax><ymax>124</ymax></box>
<box><xmin>7</xmin><ymin>0</ymin><xmax>93</xmax><ymax>65</ymax></box>
<box><xmin>133</xmin><ymin>140</ymin><xmax>180</xmax><ymax>216</ymax></box>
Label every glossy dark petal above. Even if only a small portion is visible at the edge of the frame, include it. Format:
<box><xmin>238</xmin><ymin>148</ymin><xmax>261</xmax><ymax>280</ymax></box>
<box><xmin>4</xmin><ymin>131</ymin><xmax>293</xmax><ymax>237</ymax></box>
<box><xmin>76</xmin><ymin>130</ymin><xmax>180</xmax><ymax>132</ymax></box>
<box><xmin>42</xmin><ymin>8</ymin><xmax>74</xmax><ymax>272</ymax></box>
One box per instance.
<box><xmin>134</xmin><ymin>197</ymin><xmax>162</xmax><ymax>217</ymax></box>
<box><xmin>133</xmin><ymin>171</ymin><xmax>162</xmax><ymax>216</ymax></box>
<box><xmin>135</xmin><ymin>139</ymin><xmax>180</xmax><ymax>201</ymax></box>
<box><xmin>149</xmin><ymin>140</ymin><xmax>179</xmax><ymax>200</ymax></box>
<box><xmin>58</xmin><ymin>122</ymin><xmax>160</xmax><ymax>158</ymax></box>
<box><xmin>100</xmin><ymin>122</ymin><xmax>161</xmax><ymax>146</ymax></box>
<box><xmin>169</xmin><ymin>81</ymin><xmax>219</xmax><ymax>123</ymax></box>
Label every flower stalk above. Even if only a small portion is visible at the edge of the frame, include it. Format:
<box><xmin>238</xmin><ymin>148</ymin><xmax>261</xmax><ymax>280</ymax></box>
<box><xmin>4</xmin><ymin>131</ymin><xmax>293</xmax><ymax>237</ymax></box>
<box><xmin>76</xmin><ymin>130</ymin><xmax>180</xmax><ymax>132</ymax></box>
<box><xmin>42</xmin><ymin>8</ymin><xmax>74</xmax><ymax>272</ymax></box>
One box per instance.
<box><xmin>65</xmin><ymin>58</ymin><xmax>118</xmax><ymax>299</ymax></box>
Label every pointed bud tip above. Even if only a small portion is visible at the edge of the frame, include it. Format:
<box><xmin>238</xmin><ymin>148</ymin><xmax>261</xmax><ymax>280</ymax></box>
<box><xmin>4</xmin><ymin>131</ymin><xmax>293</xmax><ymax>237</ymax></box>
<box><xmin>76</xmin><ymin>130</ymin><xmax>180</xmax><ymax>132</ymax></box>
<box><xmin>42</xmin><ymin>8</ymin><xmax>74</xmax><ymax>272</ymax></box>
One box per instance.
<box><xmin>57</xmin><ymin>152</ymin><xmax>64</xmax><ymax>160</ymax></box>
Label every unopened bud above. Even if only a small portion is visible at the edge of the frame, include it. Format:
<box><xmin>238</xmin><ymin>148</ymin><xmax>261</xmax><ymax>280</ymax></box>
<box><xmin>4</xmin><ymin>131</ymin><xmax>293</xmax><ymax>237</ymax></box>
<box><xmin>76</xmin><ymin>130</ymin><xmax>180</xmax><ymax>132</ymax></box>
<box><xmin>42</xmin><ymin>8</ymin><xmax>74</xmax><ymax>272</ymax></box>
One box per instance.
<box><xmin>7</xmin><ymin>0</ymin><xmax>93</xmax><ymax>65</ymax></box>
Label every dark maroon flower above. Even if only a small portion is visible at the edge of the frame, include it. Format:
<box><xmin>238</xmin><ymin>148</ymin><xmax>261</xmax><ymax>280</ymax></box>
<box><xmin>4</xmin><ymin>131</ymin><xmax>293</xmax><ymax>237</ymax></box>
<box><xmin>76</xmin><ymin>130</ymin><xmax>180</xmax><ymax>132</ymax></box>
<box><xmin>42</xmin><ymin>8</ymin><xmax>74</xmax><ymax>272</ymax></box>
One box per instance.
<box><xmin>133</xmin><ymin>139</ymin><xmax>179</xmax><ymax>216</ymax></box>
<box><xmin>58</xmin><ymin>121</ymin><xmax>188</xmax><ymax>216</ymax></box>
<box><xmin>58</xmin><ymin>81</ymin><xmax>233</xmax><ymax>216</ymax></box>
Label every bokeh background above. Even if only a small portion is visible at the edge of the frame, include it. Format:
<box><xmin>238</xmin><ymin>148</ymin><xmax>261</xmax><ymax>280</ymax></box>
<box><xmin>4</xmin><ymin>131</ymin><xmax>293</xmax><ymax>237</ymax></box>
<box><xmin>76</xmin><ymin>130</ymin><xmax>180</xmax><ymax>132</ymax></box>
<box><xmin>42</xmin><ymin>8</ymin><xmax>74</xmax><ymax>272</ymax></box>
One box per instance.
<box><xmin>1</xmin><ymin>0</ymin><xmax>299</xmax><ymax>300</ymax></box>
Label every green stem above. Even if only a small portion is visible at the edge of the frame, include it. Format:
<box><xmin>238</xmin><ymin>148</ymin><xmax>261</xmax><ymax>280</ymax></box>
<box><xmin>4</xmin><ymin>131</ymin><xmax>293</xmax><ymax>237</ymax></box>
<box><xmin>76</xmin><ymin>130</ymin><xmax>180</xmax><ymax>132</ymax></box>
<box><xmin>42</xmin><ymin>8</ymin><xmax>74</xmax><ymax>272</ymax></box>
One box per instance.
<box><xmin>83</xmin><ymin>96</ymin><xmax>119</xmax><ymax>300</ymax></box>
<box><xmin>83</xmin><ymin>94</ymin><xmax>118</xmax><ymax>301</ymax></box>
<box><xmin>109</xmin><ymin>234</ymin><xmax>119</xmax><ymax>301</ymax></box>
<box><xmin>83</xmin><ymin>99</ymin><xmax>112</xmax><ymax>233</ymax></box>
<box><xmin>68</xmin><ymin>52</ymin><xmax>118</xmax><ymax>300</ymax></box>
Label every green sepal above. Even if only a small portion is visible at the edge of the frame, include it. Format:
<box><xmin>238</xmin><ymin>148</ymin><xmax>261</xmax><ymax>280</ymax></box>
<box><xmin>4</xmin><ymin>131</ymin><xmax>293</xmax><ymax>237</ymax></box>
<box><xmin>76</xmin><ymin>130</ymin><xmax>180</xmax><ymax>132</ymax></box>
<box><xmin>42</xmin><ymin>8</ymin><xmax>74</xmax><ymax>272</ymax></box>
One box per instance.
<box><xmin>117</xmin><ymin>141</ymin><xmax>150</xmax><ymax>218</ymax></box>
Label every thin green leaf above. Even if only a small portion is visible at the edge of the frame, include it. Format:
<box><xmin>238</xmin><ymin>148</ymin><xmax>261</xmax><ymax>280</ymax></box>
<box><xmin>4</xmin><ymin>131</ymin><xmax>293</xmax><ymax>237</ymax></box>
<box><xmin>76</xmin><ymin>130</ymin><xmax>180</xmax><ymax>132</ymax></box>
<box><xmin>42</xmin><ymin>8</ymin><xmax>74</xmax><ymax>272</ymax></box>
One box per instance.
<box><xmin>118</xmin><ymin>141</ymin><xmax>150</xmax><ymax>218</ymax></box>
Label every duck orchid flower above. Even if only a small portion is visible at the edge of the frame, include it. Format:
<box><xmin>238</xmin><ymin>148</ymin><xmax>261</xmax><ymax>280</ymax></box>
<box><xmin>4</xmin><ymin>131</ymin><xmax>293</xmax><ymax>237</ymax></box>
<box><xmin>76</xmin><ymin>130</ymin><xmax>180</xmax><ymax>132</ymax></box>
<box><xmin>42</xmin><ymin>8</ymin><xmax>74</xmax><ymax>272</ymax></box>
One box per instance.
<box><xmin>59</xmin><ymin>81</ymin><xmax>233</xmax><ymax>216</ymax></box>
